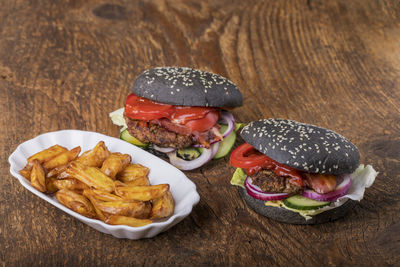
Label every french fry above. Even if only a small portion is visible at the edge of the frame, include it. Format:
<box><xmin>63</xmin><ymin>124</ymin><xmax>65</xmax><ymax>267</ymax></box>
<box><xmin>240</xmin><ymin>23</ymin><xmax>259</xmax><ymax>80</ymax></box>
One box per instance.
<box><xmin>47</xmin><ymin>164</ymin><xmax>68</xmax><ymax>178</ymax></box>
<box><xmin>150</xmin><ymin>191</ymin><xmax>175</xmax><ymax>219</ymax></box>
<box><xmin>113</xmin><ymin>179</ymin><xmax>150</xmax><ymax>187</ymax></box>
<box><xmin>122</xmin><ymin>176</ymin><xmax>150</xmax><ymax>187</ymax></box>
<box><xmin>100</xmin><ymin>153</ymin><xmax>131</xmax><ymax>179</ymax></box>
<box><xmin>117</xmin><ymin>164</ymin><xmax>149</xmax><ymax>183</ymax></box>
<box><xmin>57</xmin><ymin>170</ymin><xmax>71</xmax><ymax>179</ymax></box>
<box><xmin>43</xmin><ymin>146</ymin><xmax>81</xmax><ymax>171</ymax></box>
<box><xmin>105</xmin><ymin>215</ymin><xmax>153</xmax><ymax>227</ymax></box>
<box><xmin>30</xmin><ymin>159</ymin><xmax>46</xmax><ymax>192</ymax></box>
<box><xmin>83</xmin><ymin>190</ymin><xmax>106</xmax><ymax>221</ymax></box>
<box><xmin>66</xmin><ymin>162</ymin><xmax>115</xmax><ymax>192</ymax></box>
<box><xmin>56</xmin><ymin>189</ymin><xmax>96</xmax><ymax>218</ymax></box>
<box><xmin>28</xmin><ymin>145</ymin><xmax>68</xmax><ymax>163</ymax></box>
<box><xmin>115</xmin><ymin>184</ymin><xmax>169</xmax><ymax>201</ymax></box>
<box><xmin>84</xmin><ymin>188</ymin><xmax>122</xmax><ymax>202</ymax></box>
<box><xmin>19</xmin><ymin>167</ymin><xmax>31</xmax><ymax>180</ymax></box>
<box><xmin>20</xmin><ymin>145</ymin><xmax>68</xmax><ymax>179</ymax></box>
<box><xmin>46</xmin><ymin>177</ymin><xmax>59</xmax><ymax>193</ymax></box>
<box><xmin>76</xmin><ymin>141</ymin><xmax>111</xmax><ymax>167</ymax></box>
<box><xmin>53</xmin><ymin>178</ymin><xmax>90</xmax><ymax>191</ymax></box>
<box><xmin>96</xmin><ymin>200</ymin><xmax>152</xmax><ymax>218</ymax></box>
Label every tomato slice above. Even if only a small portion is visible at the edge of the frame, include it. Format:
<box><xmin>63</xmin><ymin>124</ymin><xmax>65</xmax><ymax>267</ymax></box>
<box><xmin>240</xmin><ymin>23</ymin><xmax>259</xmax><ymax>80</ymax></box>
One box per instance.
<box><xmin>124</xmin><ymin>93</ymin><xmax>220</xmax><ymax>132</ymax></box>
<box><xmin>230</xmin><ymin>143</ymin><xmax>304</xmax><ymax>187</ymax></box>
<box><xmin>171</xmin><ymin>106</ymin><xmax>217</xmax><ymax>124</ymax></box>
<box><xmin>230</xmin><ymin>143</ymin><xmax>269</xmax><ymax>169</ymax></box>
<box><xmin>125</xmin><ymin>93</ymin><xmax>174</xmax><ymax>120</ymax></box>
<box><xmin>185</xmin><ymin>110</ymin><xmax>219</xmax><ymax>132</ymax></box>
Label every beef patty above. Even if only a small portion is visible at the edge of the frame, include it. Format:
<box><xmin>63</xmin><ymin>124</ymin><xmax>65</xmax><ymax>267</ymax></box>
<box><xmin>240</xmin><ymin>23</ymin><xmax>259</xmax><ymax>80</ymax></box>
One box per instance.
<box><xmin>125</xmin><ymin>117</ymin><xmax>194</xmax><ymax>149</ymax></box>
<box><xmin>251</xmin><ymin>169</ymin><xmax>302</xmax><ymax>194</ymax></box>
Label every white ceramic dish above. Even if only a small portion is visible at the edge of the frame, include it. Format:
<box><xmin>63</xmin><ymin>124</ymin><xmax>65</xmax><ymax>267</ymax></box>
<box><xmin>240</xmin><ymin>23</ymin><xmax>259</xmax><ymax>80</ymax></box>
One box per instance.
<box><xmin>8</xmin><ymin>130</ymin><xmax>200</xmax><ymax>239</ymax></box>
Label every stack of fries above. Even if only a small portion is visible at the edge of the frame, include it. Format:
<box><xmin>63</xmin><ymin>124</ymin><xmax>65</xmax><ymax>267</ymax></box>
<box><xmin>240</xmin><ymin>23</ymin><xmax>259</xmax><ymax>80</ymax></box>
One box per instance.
<box><xmin>19</xmin><ymin>141</ymin><xmax>174</xmax><ymax>227</ymax></box>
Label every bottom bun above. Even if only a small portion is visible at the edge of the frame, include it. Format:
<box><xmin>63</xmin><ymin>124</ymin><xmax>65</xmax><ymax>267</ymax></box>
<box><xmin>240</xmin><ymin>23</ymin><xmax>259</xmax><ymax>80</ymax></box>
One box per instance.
<box><xmin>238</xmin><ymin>187</ymin><xmax>357</xmax><ymax>224</ymax></box>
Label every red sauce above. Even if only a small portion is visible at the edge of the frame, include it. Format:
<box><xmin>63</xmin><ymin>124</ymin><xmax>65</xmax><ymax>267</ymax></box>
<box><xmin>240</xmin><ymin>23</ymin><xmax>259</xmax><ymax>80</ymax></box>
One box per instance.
<box><xmin>246</xmin><ymin>157</ymin><xmax>304</xmax><ymax>188</ymax></box>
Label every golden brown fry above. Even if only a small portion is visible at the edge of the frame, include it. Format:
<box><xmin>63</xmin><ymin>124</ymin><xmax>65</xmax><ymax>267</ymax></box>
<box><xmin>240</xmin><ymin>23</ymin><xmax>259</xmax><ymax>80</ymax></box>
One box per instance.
<box><xmin>66</xmin><ymin>162</ymin><xmax>115</xmax><ymax>192</ymax></box>
<box><xmin>117</xmin><ymin>164</ymin><xmax>149</xmax><ymax>183</ymax></box>
<box><xmin>57</xmin><ymin>171</ymin><xmax>71</xmax><ymax>179</ymax></box>
<box><xmin>30</xmin><ymin>159</ymin><xmax>46</xmax><ymax>192</ymax></box>
<box><xmin>43</xmin><ymin>146</ymin><xmax>81</xmax><ymax>171</ymax></box>
<box><xmin>53</xmin><ymin>178</ymin><xmax>90</xmax><ymax>191</ymax></box>
<box><xmin>96</xmin><ymin>200</ymin><xmax>151</xmax><ymax>218</ymax></box>
<box><xmin>28</xmin><ymin>145</ymin><xmax>68</xmax><ymax>163</ymax></box>
<box><xmin>20</xmin><ymin>145</ymin><xmax>68</xmax><ymax>179</ymax></box>
<box><xmin>100</xmin><ymin>153</ymin><xmax>131</xmax><ymax>179</ymax></box>
<box><xmin>76</xmin><ymin>141</ymin><xmax>111</xmax><ymax>167</ymax></box>
<box><xmin>114</xmin><ymin>180</ymin><xmax>127</xmax><ymax>187</ymax></box>
<box><xmin>105</xmin><ymin>215</ymin><xmax>153</xmax><ymax>227</ymax></box>
<box><xmin>123</xmin><ymin>176</ymin><xmax>150</xmax><ymax>187</ymax></box>
<box><xmin>150</xmin><ymin>191</ymin><xmax>175</xmax><ymax>219</ymax></box>
<box><xmin>46</xmin><ymin>177</ymin><xmax>58</xmax><ymax>194</ymax></box>
<box><xmin>46</xmin><ymin>164</ymin><xmax>68</xmax><ymax>178</ymax></box>
<box><xmin>56</xmin><ymin>189</ymin><xmax>96</xmax><ymax>218</ymax></box>
<box><xmin>83</xmin><ymin>190</ymin><xmax>106</xmax><ymax>221</ymax></box>
<box><xmin>115</xmin><ymin>184</ymin><xmax>169</xmax><ymax>201</ymax></box>
<box><xmin>84</xmin><ymin>188</ymin><xmax>122</xmax><ymax>202</ymax></box>
<box><xmin>19</xmin><ymin>167</ymin><xmax>31</xmax><ymax>180</ymax></box>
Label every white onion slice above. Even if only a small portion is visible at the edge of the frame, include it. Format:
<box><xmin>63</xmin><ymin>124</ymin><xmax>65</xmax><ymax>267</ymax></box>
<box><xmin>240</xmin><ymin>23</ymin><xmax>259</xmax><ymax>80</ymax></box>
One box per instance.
<box><xmin>167</xmin><ymin>143</ymin><xmax>220</xmax><ymax>170</ymax></box>
<box><xmin>302</xmin><ymin>174</ymin><xmax>352</xmax><ymax>202</ymax></box>
<box><xmin>244</xmin><ymin>177</ymin><xmax>289</xmax><ymax>201</ymax></box>
<box><xmin>219</xmin><ymin>111</ymin><xmax>235</xmax><ymax>138</ymax></box>
<box><xmin>152</xmin><ymin>144</ymin><xmax>176</xmax><ymax>153</ymax></box>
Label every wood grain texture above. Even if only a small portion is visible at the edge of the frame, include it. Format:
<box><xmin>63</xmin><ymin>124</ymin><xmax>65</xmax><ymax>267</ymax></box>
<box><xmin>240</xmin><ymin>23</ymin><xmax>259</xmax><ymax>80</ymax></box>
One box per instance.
<box><xmin>1</xmin><ymin>0</ymin><xmax>399</xmax><ymax>265</ymax></box>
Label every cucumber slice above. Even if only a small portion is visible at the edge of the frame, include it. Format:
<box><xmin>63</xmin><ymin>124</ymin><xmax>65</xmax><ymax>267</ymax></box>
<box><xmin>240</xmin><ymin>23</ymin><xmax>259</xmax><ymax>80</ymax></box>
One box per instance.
<box><xmin>283</xmin><ymin>195</ymin><xmax>330</xmax><ymax>210</ymax></box>
<box><xmin>120</xmin><ymin>129</ymin><xmax>149</xmax><ymax>148</ymax></box>
<box><xmin>177</xmin><ymin>147</ymin><xmax>201</xmax><ymax>160</ymax></box>
<box><xmin>213</xmin><ymin>124</ymin><xmax>237</xmax><ymax>159</ymax></box>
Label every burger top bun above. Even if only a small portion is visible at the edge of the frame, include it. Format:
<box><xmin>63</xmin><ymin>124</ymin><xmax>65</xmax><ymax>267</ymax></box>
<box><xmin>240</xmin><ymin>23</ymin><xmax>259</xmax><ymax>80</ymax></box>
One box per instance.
<box><xmin>132</xmin><ymin>67</ymin><xmax>243</xmax><ymax>108</ymax></box>
<box><xmin>240</xmin><ymin>119</ymin><xmax>360</xmax><ymax>175</ymax></box>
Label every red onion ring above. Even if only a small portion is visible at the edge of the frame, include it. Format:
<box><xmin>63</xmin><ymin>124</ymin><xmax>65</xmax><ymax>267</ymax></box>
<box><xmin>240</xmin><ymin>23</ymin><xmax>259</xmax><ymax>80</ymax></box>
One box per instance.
<box><xmin>167</xmin><ymin>142</ymin><xmax>220</xmax><ymax>170</ymax></box>
<box><xmin>244</xmin><ymin>177</ymin><xmax>289</xmax><ymax>201</ymax></box>
<box><xmin>152</xmin><ymin>144</ymin><xmax>175</xmax><ymax>153</ymax></box>
<box><xmin>302</xmin><ymin>174</ymin><xmax>352</xmax><ymax>202</ymax></box>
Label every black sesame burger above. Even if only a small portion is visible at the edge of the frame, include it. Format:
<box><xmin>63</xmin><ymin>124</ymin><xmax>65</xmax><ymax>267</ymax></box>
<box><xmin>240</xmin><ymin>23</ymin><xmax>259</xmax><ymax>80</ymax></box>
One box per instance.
<box><xmin>230</xmin><ymin>119</ymin><xmax>377</xmax><ymax>224</ymax></box>
<box><xmin>110</xmin><ymin>67</ymin><xmax>243</xmax><ymax>170</ymax></box>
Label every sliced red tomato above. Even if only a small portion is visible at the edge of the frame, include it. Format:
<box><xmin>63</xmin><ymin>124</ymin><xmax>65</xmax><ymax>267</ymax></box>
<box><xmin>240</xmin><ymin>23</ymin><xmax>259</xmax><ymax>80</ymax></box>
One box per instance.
<box><xmin>124</xmin><ymin>94</ymin><xmax>219</xmax><ymax>132</ymax></box>
<box><xmin>230</xmin><ymin>143</ymin><xmax>269</xmax><ymax>169</ymax></box>
<box><xmin>125</xmin><ymin>93</ymin><xmax>174</xmax><ymax>120</ymax></box>
<box><xmin>184</xmin><ymin>110</ymin><xmax>219</xmax><ymax>132</ymax></box>
<box><xmin>230</xmin><ymin>143</ymin><xmax>304</xmax><ymax>187</ymax></box>
<box><xmin>171</xmin><ymin>106</ymin><xmax>217</xmax><ymax>124</ymax></box>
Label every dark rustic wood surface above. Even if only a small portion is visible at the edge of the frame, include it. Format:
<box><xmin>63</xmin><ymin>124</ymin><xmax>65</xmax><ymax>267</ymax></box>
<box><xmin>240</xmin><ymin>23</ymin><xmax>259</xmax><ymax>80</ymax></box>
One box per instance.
<box><xmin>1</xmin><ymin>0</ymin><xmax>399</xmax><ymax>265</ymax></box>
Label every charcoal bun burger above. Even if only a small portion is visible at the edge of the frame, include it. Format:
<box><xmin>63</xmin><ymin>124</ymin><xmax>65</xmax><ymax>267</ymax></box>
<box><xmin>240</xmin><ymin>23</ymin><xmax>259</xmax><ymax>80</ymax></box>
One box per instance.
<box><xmin>230</xmin><ymin>119</ymin><xmax>377</xmax><ymax>224</ymax></box>
<box><xmin>110</xmin><ymin>67</ymin><xmax>243</xmax><ymax>170</ymax></box>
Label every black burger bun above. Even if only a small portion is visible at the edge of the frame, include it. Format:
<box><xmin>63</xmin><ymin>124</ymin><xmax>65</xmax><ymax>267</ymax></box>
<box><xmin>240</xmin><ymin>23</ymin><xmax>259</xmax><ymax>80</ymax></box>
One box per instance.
<box><xmin>132</xmin><ymin>67</ymin><xmax>243</xmax><ymax>108</ymax></box>
<box><xmin>238</xmin><ymin>187</ymin><xmax>357</xmax><ymax>224</ymax></box>
<box><xmin>240</xmin><ymin>119</ymin><xmax>360</xmax><ymax>175</ymax></box>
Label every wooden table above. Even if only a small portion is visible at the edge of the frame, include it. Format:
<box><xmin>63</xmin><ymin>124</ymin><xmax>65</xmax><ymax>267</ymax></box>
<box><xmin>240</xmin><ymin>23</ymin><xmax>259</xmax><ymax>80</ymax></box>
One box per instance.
<box><xmin>2</xmin><ymin>0</ymin><xmax>399</xmax><ymax>265</ymax></box>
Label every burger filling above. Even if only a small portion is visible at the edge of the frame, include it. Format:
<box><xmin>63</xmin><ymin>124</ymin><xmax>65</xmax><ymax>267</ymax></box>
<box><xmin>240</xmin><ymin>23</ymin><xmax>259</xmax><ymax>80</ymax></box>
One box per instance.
<box><xmin>230</xmin><ymin>143</ymin><xmax>338</xmax><ymax>195</ymax></box>
<box><xmin>251</xmin><ymin>169</ymin><xmax>302</xmax><ymax>194</ymax></box>
<box><xmin>123</xmin><ymin>93</ymin><xmax>223</xmax><ymax>149</ymax></box>
<box><xmin>125</xmin><ymin>117</ymin><xmax>220</xmax><ymax>149</ymax></box>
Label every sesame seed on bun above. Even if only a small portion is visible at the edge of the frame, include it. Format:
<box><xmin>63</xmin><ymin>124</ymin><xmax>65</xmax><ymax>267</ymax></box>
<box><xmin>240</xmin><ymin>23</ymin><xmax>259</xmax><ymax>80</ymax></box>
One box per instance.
<box><xmin>132</xmin><ymin>67</ymin><xmax>243</xmax><ymax>107</ymax></box>
<box><xmin>240</xmin><ymin>119</ymin><xmax>360</xmax><ymax>175</ymax></box>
